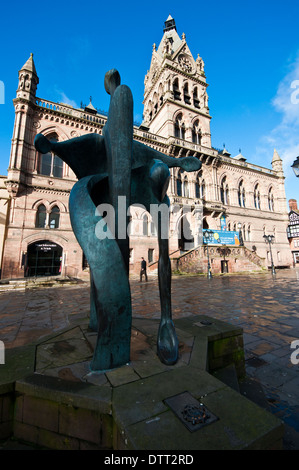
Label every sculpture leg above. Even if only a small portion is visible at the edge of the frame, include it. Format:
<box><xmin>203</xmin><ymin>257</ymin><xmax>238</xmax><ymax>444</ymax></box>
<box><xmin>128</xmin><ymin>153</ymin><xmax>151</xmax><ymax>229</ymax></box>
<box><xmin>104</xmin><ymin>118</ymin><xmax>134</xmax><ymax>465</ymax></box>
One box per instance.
<box><xmin>156</xmin><ymin>217</ymin><xmax>179</xmax><ymax>365</ymax></box>
<box><xmin>89</xmin><ymin>270</ymin><xmax>97</xmax><ymax>331</ymax></box>
<box><xmin>148</xmin><ymin>159</ymin><xmax>179</xmax><ymax>365</ymax></box>
<box><xmin>69</xmin><ymin>175</ymin><xmax>132</xmax><ymax>370</ymax></box>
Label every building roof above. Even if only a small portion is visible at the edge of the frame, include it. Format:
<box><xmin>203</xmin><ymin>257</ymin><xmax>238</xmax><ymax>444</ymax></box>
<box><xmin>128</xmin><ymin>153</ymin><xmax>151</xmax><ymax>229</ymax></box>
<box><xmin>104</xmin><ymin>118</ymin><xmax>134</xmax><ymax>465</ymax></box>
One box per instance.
<box><xmin>272</xmin><ymin>148</ymin><xmax>282</xmax><ymax>163</ymax></box>
<box><xmin>20</xmin><ymin>53</ymin><xmax>37</xmax><ymax>75</ymax></box>
<box><xmin>157</xmin><ymin>16</ymin><xmax>182</xmax><ymax>57</ymax></box>
<box><xmin>84</xmin><ymin>99</ymin><xmax>97</xmax><ymax>114</ymax></box>
<box><xmin>233</xmin><ymin>151</ymin><xmax>247</xmax><ymax>162</ymax></box>
<box><xmin>289</xmin><ymin>209</ymin><xmax>299</xmax><ymax>219</ymax></box>
<box><xmin>219</xmin><ymin>147</ymin><xmax>231</xmax><ymax>157</ymax></box>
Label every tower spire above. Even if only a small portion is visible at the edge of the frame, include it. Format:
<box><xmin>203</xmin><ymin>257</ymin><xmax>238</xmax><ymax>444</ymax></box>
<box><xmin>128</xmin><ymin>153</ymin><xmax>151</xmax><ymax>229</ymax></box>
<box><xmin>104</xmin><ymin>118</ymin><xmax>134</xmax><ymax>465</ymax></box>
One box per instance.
<box><xmin>20</xmin><ymin>53</ymin><xmax>37</xmax><ymax>76</ymax></box>
<box><xmin>164</xmin><ymin>15</ymin><xmax>176</xmax><ymax>32</ymax></box>
<box><xmin>272</xmin><ymin>148</ymin><xmax>284</xmax><ymax>176</ymax></box>
<box><xmin>17</xmin><ymin>53</ymin><xmax>39</xmax><ymax>102</ymax></box>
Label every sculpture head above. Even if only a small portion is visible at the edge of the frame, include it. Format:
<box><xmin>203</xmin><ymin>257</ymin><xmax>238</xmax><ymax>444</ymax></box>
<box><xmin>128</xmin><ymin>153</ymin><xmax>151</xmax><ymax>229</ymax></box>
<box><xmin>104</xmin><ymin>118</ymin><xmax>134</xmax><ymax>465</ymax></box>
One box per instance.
<box><xmin>104</xmin><ymin>69</ymin><xmax>121</xmax><ymax>96</ymax></box>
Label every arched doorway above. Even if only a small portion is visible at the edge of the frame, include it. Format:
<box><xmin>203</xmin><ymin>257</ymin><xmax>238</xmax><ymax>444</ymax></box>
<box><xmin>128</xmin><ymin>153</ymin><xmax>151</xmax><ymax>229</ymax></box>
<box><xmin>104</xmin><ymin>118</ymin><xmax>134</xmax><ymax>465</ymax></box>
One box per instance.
<box><xmin>26</xmin><ymin>240</ymin><xmax>63</xmax><ymax>277</ymax></box>
<box><xmin>178</xmin><ymin>215</ymin><xmax>194</xmax><ymax>251</ymax></box>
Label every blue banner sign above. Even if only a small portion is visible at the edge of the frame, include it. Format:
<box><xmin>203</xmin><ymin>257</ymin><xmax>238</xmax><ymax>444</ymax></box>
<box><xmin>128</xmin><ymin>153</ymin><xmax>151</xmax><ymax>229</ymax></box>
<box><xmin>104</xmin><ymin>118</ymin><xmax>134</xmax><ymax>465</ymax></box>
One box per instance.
<box><xmin>203</xmin><ymin>229</ymin><xmax>240</xmax><ymax>246</ymax></box>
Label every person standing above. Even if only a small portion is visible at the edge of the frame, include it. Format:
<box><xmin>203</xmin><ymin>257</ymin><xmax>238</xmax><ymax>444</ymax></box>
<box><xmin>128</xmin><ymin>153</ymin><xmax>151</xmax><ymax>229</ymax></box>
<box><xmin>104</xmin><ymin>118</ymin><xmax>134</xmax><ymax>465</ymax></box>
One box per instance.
<box><xmin>140</xmin><ymin>257</ymin><xmax>148</xmax><ymax>282</ymax></box>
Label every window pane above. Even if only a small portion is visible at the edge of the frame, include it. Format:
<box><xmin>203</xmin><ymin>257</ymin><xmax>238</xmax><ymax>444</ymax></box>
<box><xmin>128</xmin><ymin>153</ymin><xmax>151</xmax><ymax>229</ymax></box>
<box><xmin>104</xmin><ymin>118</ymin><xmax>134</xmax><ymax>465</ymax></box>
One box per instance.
<box><xmin>183</xmin><ymin>179</ymin><xmax>189</xmax><ymax>198</ymax></box>
<box><xmin>40</xmin><ymin>153</ymin><xmax>52</xmax><ymax>176</ymax></box>
<box><xmin>220</xmin><ymin>186</ymin><xmax>224</xmax><ymax>204</ymax></box>
<box><xmin>53</xmin><ymin>156</ymin><xmax>63</xmax><ymax>178</ymax></box>
<box><xmin>49</xmin><ymin>206</ymin><xmax>60</xmax><ymax>229</ymax></box>
<box><xmin>36</xmin><ymin>204</ymin><xmax>47</xmax><ymax>228</ymax></box>
<box><xmin>143</xmin><ymin>215</ymin><xmax>148</xmax><ymax>236</ymax></box>
<box><xmin>177</xmin><ymin>178</ymin><xmax>182</xmax><ymax>197</ymax></box>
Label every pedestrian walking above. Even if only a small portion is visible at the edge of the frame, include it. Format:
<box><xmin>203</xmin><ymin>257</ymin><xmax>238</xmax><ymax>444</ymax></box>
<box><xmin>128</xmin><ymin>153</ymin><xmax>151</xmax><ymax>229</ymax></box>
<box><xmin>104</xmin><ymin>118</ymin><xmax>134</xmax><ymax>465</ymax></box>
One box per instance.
<box><xmin>140</xmin><ymin>257</ymin><xmax>148</xmax><ymax>282</ymax></box>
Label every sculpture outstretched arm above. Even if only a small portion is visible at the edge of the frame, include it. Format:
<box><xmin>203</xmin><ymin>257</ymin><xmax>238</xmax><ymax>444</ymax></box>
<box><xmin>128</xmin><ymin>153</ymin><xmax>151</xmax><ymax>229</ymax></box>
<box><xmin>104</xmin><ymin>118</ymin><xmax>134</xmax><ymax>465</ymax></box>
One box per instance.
<box><xmin>34</xmin><ymin>128</ymin><xmax>201</xmax><ymax>183</ymax></box>
<box><xmin>34</xmin><ymin>133</ymin><xmax>106</xmax><ymax>179</ymax></box>
<box><xmin>132</xmin><ymin>140</ymin><xmax>202</xmax><ymax>173</ymax></box>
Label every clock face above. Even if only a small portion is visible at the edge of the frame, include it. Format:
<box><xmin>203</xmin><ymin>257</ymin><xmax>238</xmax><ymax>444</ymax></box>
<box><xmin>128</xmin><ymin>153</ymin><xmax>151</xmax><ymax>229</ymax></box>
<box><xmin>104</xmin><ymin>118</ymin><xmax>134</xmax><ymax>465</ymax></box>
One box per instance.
<box><xmin>178</xmin><ymin>54</ymin><xmax>194</xmax><ymax>73</ymax></box>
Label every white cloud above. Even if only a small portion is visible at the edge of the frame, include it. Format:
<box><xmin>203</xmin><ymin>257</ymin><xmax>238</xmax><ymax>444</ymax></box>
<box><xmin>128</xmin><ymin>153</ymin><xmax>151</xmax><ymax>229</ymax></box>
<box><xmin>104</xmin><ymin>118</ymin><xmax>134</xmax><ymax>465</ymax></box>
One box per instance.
<box><xmin>257</xmin><ymin>54</ymin><xmax>299</xmax><ymax>191</ymax></box>
<box><xmin>58</xmin><ymin>91</ymin><xmax>79</xmax><ymax>109</ymax></box>
<box><xmin>272</xmin><ymin>57</ymin><xmax>299</xmax><ymax>127</ymax></box>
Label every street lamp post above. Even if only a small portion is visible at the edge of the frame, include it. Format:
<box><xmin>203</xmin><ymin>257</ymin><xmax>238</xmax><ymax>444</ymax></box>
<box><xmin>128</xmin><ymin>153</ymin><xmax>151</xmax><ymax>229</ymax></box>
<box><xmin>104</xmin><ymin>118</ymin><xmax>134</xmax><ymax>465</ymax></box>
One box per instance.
<box><xmin>237</xmin><ymin>222</ymin><xmax>244</xmax><ymax>246</ymax></box>
<box><xmin>291</xmin><ymin>157</ymin><xmax>299</xmax><ymax>177</ymax></box>
<box><xmin>263</xmin><ymin>234</ymin><xmax>276</xmax><ymax>275</ymax></box>
<box><xmin>203</xmin><ymin>230</ymin><xmax>213</xmax><ymax>279</ymax></box>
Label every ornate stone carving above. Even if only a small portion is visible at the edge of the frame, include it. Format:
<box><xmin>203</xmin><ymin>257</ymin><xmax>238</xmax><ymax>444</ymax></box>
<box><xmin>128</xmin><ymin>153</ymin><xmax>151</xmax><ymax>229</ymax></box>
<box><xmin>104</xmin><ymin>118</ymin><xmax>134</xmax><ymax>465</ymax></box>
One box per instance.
<box><xmin>178</xmin><ymin>54</ymin><xmax>193</xmax><ymax>73</ymax></box>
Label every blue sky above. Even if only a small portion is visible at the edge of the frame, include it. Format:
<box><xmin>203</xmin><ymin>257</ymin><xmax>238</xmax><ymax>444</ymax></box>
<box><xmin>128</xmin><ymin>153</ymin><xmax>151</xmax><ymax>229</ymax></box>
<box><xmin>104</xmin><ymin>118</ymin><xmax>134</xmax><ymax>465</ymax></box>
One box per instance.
<box><xmin>1</xmin><ymin>0</ymin><xmax>299</xmax><ymax>205</ymax></box>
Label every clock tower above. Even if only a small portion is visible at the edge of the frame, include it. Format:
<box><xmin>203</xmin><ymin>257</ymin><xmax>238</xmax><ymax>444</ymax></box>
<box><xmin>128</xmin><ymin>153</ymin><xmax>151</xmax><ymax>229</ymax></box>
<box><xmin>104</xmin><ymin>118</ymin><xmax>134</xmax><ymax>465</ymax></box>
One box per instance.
<box><xmin>142</xmin><ymin>15</ymin><xmax>212</xmax><ymax>149</ymax></box>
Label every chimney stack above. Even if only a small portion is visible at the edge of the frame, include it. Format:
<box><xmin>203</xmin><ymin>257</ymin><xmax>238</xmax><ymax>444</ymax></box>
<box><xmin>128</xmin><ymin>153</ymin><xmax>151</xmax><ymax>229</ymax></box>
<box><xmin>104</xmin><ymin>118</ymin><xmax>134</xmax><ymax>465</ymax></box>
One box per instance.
<box><xmin>289</xmin><ymin>199</ymin><xmax>298</xmax><ymax>211</ymax></box>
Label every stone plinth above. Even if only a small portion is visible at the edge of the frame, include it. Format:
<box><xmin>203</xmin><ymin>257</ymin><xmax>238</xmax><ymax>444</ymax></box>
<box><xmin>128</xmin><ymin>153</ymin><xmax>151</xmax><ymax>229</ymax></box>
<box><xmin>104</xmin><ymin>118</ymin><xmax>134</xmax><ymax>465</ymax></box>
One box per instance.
<box><xmin>0</xmin><ymin>315</ymin><xmax>284</xmax><ymax>450</ymax></box>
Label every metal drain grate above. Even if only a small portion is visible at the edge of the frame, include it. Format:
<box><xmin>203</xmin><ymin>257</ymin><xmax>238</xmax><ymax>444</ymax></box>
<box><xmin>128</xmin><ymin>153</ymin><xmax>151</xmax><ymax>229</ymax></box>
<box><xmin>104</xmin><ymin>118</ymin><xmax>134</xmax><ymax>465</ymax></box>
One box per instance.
<box><xmin>164</xmin><ymin>391</ymin><xmax>218</xmax><ymax>432</ymax></box>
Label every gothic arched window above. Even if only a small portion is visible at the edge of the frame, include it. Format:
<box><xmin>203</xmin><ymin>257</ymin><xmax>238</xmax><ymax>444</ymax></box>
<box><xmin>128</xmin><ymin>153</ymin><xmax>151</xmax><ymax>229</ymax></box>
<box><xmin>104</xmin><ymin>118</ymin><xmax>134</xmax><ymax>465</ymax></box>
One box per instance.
<box><xmin>220</xmin><ymin>176</ymin><xmax>230</xmax><ymax>205</ymax></box>
<box><xmin>193</xmin><ymin>87</ymin><xmax>200</xmax><ymax>108</ymax></box>
<box><xmin>174</xmin><ymin>116</ymin><xmax>180</xmax><ymax>138</ymax></box>
<box><xmin>49</xmin><ymin>206</ymin><xmax>60</xmax><ymax>229</ymax></box>
<box><xmin>183</xmin><ymin>176</ymin><xmax>189</xmax><ymax>198</ymax></box>
<box><xmin>195</xmin><ymin>178</ymin><xmax>200</xmax><ymax>198</ymax></box>
<box><xmin>173</xmin><ymin>78</ymin><xmax>181</xmax><ymax>101</ymax></box>
<box><xmin>192</xmin><ymin>120</ymin><xmax>202</xmax><ymax>145</ymax></box>
<box><xmin>176</xmin><ymin>171</ymin><xmax>182</xmax><ymax>197</ymax></box>
<box><xmin>35</xmin><ymin>204</ymin><xmax>47</xmax><ymax>228</ymax></box>
<box><xmin>254</xmin><ymin>184</ymin><xmax>261</xmax><ymax>210</ymax></box>
<box><xmin>195</xmin><ymin>172</ymin><xmax>205</xmax><ymax>199</ymax></box>
<box><xmin>37</xmin><ymin>134</ymin><xmax>63</xmax><ymax>178</ymax></box>
<box><xmin>238</xmin><ymin>180</ymin><xmax>246</xmax><ymax>207</ymax></box>
<box><xmin>268</xmin><ymin>188</ymin><xmax>274</xmax><ymax>211</ymax></box>
<box><xmin>174</xmin><ymin>113</ymin><xmax>185</xmax><ymax>140</ymax></box>
<box><xmin>181</xmin><ymin>122</ymin><xmax>185</xmax><ymax>140</ymax></box>
<box><xmin>183</xmin><ymin>83</ymin><xmax>191</xmax><ymax>105</ymax></box>
<box><xmin>153</xmin><ymin>93</ymin><xmax>158</xmax><ymax>115</ymax></box>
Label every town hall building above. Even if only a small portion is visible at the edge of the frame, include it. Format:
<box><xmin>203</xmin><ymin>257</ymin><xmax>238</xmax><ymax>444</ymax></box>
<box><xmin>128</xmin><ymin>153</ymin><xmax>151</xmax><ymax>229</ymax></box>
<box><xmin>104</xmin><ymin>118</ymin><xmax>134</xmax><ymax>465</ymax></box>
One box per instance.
<box><xmin>1</xmin><ymin>16</ymin><xmax>292</xmax><ymax>279</ymax></box>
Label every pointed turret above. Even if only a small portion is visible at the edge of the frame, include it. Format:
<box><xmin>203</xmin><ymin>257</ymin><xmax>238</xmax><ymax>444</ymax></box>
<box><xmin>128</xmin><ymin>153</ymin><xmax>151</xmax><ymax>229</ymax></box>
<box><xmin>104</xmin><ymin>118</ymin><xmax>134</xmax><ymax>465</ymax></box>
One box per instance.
<box><xmin>84</xmin><ymin>97</ymin><xmax>97</xmax><ymax>115</ymax></box>
<box><xmin>272</xmin><ymin>148</ymin><xmax>284</xmax><ymax>176</ymax></box>
<box><xmin>272</xmin><ymin>148</ymin><xmax>282</xmax><ymax>163</ymax></box>
<box><xmin>17</xmin><ymin>53</ymin><xmax>39</xmax><ymax>102</ymax></box>
<box><xmin>163</xmin><ymin>15</ymin><xmax>177</xmax><ymax>32</ymax></box>
<box><xmin>234</xmin><ymin>150</ymin><xmax>246</xmax><ymax>162</ymax></box>
<box><xmin>20</xmin><ymin>53</ymin><xmax>37</xmax><ymax>75</ymax></box>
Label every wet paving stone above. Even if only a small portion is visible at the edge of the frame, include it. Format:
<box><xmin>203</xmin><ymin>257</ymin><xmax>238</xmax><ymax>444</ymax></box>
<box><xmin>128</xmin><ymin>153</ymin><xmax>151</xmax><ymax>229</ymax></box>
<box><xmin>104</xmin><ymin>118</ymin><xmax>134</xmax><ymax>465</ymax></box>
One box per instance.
<box><xmin>0</xmin><ymin>269</ymin><xmax>298</xmax><ymax>447</ymax></box>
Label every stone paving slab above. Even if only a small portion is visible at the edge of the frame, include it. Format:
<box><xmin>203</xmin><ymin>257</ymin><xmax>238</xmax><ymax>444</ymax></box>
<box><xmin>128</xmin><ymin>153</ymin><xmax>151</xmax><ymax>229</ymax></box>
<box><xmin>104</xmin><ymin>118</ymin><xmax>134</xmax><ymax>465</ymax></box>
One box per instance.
<box><xmin>0</xmin><ymin>269</ymin><xmax>298</xmax><ymax>448</ymax></box>
<box><xmin>1</xmin><ymin>314</ymin><xmax>284</xmax><ymax>450</ymax></box>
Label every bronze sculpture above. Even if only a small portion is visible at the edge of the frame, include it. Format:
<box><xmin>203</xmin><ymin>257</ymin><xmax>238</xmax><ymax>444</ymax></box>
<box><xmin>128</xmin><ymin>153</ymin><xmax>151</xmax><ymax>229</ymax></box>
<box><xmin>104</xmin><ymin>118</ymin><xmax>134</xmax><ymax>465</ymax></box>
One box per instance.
<box><xmin>34</xmin><ymin>69</ymin><xmax>201</xmax><ymax>370</ymax></box>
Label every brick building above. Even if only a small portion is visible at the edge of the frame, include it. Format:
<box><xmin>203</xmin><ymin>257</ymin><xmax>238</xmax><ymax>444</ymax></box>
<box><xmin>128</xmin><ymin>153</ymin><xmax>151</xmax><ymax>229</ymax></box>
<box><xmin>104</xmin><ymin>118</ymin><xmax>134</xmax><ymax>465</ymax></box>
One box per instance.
<box><xmin>1</xmin><ymin>16</ymin><xmax>292</xmax><ymax>279</ymax></box>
